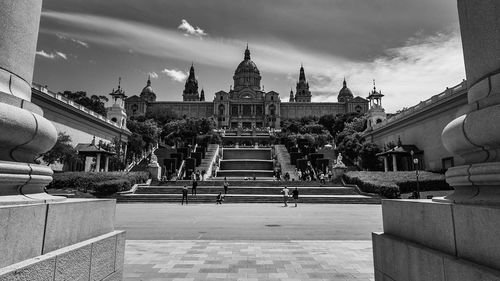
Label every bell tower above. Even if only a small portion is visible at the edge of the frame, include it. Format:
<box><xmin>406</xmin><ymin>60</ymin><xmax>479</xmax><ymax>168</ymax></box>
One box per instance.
<box><xmin>183</xmin><ymin>63</ymin><xmax>200</xmax><ymax>101</ymax></box>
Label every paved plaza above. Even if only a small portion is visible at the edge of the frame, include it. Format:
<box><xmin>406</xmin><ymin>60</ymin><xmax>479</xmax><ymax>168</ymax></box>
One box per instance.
<box><xmin>118</xmin><ymin>204</ymin><xmax>382</xmax><ymax>280</ymax></box>
<box><xmin>124</xmin><ymin>240</ymin><xmax>374</xmax><ymax>281</ymax></box>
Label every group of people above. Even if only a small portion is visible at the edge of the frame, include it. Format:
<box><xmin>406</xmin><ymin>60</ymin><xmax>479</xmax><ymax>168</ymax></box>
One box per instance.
<box><xmin>280</xmin><ymin>186</ymin><xmax>299</xmax><ymax>207</ymax></box>
<box><xmin>273</xmin><ymin>169</ymin><xmax>292</xmax><ymax>181</ymax></box>
<box><xmin>191</xmin><ymin>169</ymin><xmax>206</xmax><ymax>182</ymax></box>
<box><xmin>182</xmin><ymin>177</ymin><xmax>229</xmax><ymax>205</ymax></box>
<box><xmin>296</xmin><ymin>168</ymin><xmax>333</xmax><ymax>183</ymax></box>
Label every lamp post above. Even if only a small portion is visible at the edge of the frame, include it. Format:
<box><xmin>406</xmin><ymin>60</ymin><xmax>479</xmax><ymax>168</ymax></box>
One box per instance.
<box><xmin>410</xmin><ymin>150</ymin><xmax>420</xmax><ymax>199</ymax></box>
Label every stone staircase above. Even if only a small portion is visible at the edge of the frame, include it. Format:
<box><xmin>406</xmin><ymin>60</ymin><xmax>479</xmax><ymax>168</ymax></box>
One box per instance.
<box><xmin>275</xmin><ymin>145</ymin><xmax>297</xmax><ymax>180</ymax></box>
<box><xmin>129</xmin><ymin>157</ymin><xmax>150</xmax><ymax>172</ymax></box>
<box><xmin>216</xmin><ymin>148</ymin><xmax>275</xmax><ymax>179</ymax></box>
<box><xmin>198</xmin><ymin>144</ymin><xmax>219</xmax><ymax>178</ymax></box>
<box><xmin>116</xmin><ymin>184</ymin><xmax>380</xmax><ymax>204</ymax></box>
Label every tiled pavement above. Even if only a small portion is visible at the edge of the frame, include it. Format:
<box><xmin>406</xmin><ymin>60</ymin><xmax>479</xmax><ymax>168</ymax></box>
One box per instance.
<box><xmin>124</xmin><ymin>240</ymin><xmax>374</xmax><ymax>281</ymax></box>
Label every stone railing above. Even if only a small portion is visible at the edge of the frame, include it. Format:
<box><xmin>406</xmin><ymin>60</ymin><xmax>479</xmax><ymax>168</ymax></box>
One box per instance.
<box><xmin>31</xmin><ymin>82</ymin><xmax>123</xmax><ymax>129</ymax></box>
<box><xmin>372</xmin><ymin>80</ymin><xmax>467</xmax><ymax>130</ymax></box>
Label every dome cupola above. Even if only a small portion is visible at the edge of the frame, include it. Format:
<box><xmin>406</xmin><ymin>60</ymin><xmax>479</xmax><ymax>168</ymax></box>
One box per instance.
<box><xmin>338</xmin><ymin>78</ymin><xmax>354</xmax><ymax>102</ymax></box>
<box><xmin>233</xmin><ymin>45</ymin><xmax>261</xmax><ymax>91</ymax></box>
<box><xmin>140</xmin><ymin>76</ymin><xmax>156</xmax><ymax>102</ymax></box>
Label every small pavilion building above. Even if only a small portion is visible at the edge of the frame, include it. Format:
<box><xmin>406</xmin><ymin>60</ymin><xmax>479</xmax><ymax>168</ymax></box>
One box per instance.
<box><xmin>75</xmin><ymin>138</ymin><xmax>116</xmax><ymax>172</ymax></box>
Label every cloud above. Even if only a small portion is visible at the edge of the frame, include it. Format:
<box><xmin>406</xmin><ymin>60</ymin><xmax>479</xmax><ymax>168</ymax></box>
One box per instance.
<box><xmin>56</xmin><ymin>33</ymin><xmax>89</xmax><ymax>47</ymax></box>
<box><xmin>55</xmin><ymin>51</ymin><xmax>67</xmax><ymax>60</ymax></box>
<box><xmin>162</xmin><ymin>68</ymin><xmax>188</xmax><ymax>82</ymax></box>
<box><xmin>178</xmin><ymin>19</ymin><xmax>207</xmax><ymax>38</ymax></box>
<box><xmin>36</xmin><ymin>50</ymin><xmax>68</xmax><ymax>60</ymax></box>
<box><xmin>41</xmin><ymin>10</ymin><xmax>465</xmax><ymax>112</ymax></box>
<box><xmin>36</xmin><ymin>50</ymin><xmax>56</xmax><ymax>59</ymax></box>
<box><xmin>148</xmin><ymin>72</ymin><xmax>159</xmax><ymax>79</ymax></box>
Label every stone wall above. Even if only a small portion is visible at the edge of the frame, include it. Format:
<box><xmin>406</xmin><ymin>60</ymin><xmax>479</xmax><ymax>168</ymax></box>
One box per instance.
<box><xmin>280</xmin><ymin>102</ymin><xmax>347</xmax><ymax>119</ymax></box>
<box><xmin>149</xmin><ymin>101</ymin><xmax>214</xmax><ymax>119</ymax></box>
<box><xmin>31</xmin><ymin>84</ymin><xmax>131</xmax><ymax>146</ymax></box>
<box><xmin>364</xmin><ymin>81</ymin><xmax>468</xmax><ymax>171</ymax></box>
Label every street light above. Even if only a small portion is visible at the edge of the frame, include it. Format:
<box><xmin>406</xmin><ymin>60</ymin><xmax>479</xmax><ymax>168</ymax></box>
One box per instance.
<box><xmin>410</xmin><ymin>150</ymin><xmax>420</xmax><ymax>199</ymax></box>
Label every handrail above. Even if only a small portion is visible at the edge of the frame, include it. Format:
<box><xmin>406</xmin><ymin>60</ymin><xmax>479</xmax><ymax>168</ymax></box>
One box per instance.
<box><xmin>31</xmin><ymin>82</ymin><xmax>125</xmax><ymax>130</ymax></box>
<box><xmin>177</xmin><ymin>160</ymin><xmax>186</xmax><ymax>179</ymax></box>
<box><xmin>205</xmin><ymin>144</ymin><xmax>220</xmax><ymax>180</ymax></box>
<box><xmin>371</xmin><ymin>80</ymin><xmax>467</xmax><ymax>130</ymax></box>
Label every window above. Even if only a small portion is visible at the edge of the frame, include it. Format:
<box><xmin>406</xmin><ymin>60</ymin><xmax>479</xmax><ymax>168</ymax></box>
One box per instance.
<box><xmin>243</xmin><ymin>105</ymin><xmax>251</xmax><ymax>116</ymax></box>
<box><xmin>218</xmin><ymin>104</ymin><xmax>225</xmax><ymax>116</ymax></box>
<box><xmin>442</xmin><ymin>157</ymin><xmax>454</xmax><ymax>171</ymax></box>
<box><xmin>111</xmin><ymin>117</ymin><xmax>117</xmax><ymax>122</ymax></box>
<box><xmin>269</xmin><ymin>104</ymin><xmax>276</xmax><ymax>116</ymax></box>
<box><xmin>376</xmin><ymin>119</ymin><xmax>383</xmax><ymax>124</ymax></box>
<box><xmin>355</xmin><ymin>105</ymin><xmax>362</xmax><ymax>113</ymax></box>
<box><xmin>231</xmin><ymin>105</ymin><xmax>239</xmax><ymax>116</ymax></box>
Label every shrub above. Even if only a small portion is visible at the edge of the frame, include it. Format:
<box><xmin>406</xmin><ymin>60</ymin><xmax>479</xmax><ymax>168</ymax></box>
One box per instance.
<box><xmin>92</xmin><ymin>179</ymin><xmax>131</xmax><ymax>196</ymax></box>
<box><xmin>344</xmin><ymin>171</ymin><xmax>451</xmax><ymax>199</ymax></box>
<box><xmin>47</xmin><ymin>171</ymin><xmax>149</xmax><ymax>195</ymax></box>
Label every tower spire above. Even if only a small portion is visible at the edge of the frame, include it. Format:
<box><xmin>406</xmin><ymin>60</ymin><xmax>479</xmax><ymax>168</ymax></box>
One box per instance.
<box><xmin>299</xmin><ymin>64</ymin><xmax>306</xmax><ymax>82</ymax></box>
<box><xmin>244</xmin><ymin>44</ymin><xmax>251</xmax><ymax>60</ymax></box>
<box><xmin>147</xmin><ymin>75</ymin><xmax>151</xmax><ymax>86</ymax></box>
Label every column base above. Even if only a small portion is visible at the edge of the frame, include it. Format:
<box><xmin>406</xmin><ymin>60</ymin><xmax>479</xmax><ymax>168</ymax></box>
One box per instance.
<box><xmin>0</xmin><ymin>160</ymin><xmax>65</xmax><ymax>205</ymax></box>
<box><xmin>373</xmin><ymin>199</ymin><xmax>500</xmax><ymax>280</ymax></box>
<box><xmin>437</xmin><ymin>162</ymin><xmax>500</xmax><ymax>205</ymax></box>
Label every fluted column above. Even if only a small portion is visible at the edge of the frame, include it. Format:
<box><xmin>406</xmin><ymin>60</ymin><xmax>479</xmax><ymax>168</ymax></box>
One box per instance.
<box><xmin>440</xmin><ymin>0</ymin><xmax>500</xmax><ymax>204</ymax></box>
<box><xmin>0</xmin><ymin>0</ymin><xmax>60</xmax><ymax>204</ymax></box>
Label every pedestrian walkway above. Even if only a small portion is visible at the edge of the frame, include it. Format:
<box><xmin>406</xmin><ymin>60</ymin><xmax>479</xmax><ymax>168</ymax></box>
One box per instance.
<box><xmin>124</xmin><ymin>240</ymin><xmax>374</xmax><ymax>280</ymax></box>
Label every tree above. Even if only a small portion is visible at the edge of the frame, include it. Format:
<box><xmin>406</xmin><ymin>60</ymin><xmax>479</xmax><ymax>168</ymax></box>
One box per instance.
<box><xmin>59</xmin><ymin>91</ymin><xmax>108</xmax><ymax>117</ymax></box>
<box><xmin>359</xmin><ymin>142</ymin><xmax>382</xmax><ymax>170</ymax></box>
<box><xmin>127</xmin><ymin>119</ymin><xmax>161</xmax><ymax>153</ymax></box>
<box><xmin>40</xmin><ymin>132</ymin><xmax>78</xmax><ymax>166</ymax></box>
<box><xmin>145</xmin><ymin>107</ymin><xmax>178</xmax><ymax>126</ymax></box>
<box><xmin>336</xmin><ymin>132</ymin><xmax>364</xmax><ymax>165</ymax></box>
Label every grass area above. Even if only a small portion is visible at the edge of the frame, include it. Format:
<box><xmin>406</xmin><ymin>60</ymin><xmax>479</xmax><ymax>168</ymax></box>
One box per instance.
<box><xmin>344</xmin><ymin>171</ymin><xmax>452</xmax><ymax>199</ymax></box>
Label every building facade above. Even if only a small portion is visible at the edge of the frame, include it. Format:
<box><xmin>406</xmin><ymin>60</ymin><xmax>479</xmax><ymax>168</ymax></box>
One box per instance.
<box><xmin>125</xmin><ymin>46</ymin><xmax>369</xmax><ymax>128</ymax></box>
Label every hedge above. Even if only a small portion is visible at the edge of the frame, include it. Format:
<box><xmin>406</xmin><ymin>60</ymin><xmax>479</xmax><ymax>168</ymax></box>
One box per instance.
<box><xmin>93</xmin><ymin>179</ymin><xmax>131</xmax><ymax>196</ymax></box>
<box><xmin>343</xmin><ymin>171</ymin><xmax>452</xmax><ymax>199</ymax></box>
<box><xmin>47</xmin><ymin>171</ymin><xmax>149</xmax><ymax>195</ymax></box>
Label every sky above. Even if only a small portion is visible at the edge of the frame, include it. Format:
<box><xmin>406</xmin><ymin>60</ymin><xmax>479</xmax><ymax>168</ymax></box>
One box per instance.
<box><xmin>34</xmin><ymin>0</ymin><xmax>466</xmax><ymax>113</ymax></box>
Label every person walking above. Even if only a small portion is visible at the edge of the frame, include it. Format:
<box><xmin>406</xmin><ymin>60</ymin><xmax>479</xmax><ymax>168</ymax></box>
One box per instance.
<box><xmin>292</xmin><ymin>187</ymin><xmax>299</xmax><ymax>207</ymax></box>
<box><xmin>182</xmin><ymin>185</ymin><xmax>189</xmax><ymax>205</ymax></box>
<box><xmin>192</xmin><ymin>179</ymin><xmax>198</xmax><ymax>196</ymax></box>
<box><xmin>223</xmin><ymin>177</ymin><xmax>229</xmax><ymax>195</ymax></box>
<box><xmin>281</xmin><ymin>186</ymin><xmax>290</xmax><ymax>207</ymax></box>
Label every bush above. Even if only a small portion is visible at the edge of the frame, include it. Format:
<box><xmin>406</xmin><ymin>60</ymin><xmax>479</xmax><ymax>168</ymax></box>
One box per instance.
<box><xmin>47</xmin><ymin>171</ymin><xmax>149</xmax><ymax>195</ymax></box>
<box><xmin>344</xmin><ymin>171</ymin><xmax>451</xmax><ymax>199</ymax></box>
<box><xmin>93</xmin><ymin>179</ymin><xmax>131</xmax><ymax>196</ymax></box>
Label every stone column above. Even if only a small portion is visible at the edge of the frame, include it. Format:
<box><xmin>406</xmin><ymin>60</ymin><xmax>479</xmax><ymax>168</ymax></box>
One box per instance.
<box><xmin>104</xmin><ymin>155</ymin><xmax>109</xmax><ymax>172</ymax></box>
<box><xmin>392</xmin><ymin>154</ymin><xmax>397</xmax><ymax>172</ymax></box>
<box><xmin>383</xmin><ymin>157</ymin><xmax>388</xmax><ymax>172</ymax></box>
<box><xmin>440</xmin><ymin>0</ymin><xmax>500</xmax><ymax>205</ymax></box>
<box><xmin>95</xmin><ymin>153</ymin><xmax>101</xmax><ymax>172</ymax></box>
<box><xmin>0</xmin><ymin>0</ymin><xmax>59</xmax><ymax>204</ymax></box>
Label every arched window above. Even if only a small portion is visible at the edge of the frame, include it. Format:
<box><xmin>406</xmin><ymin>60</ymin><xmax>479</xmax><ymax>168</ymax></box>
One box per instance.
<box><xmin>269</xmin><ymin>104</ymin><xmax>276</xmax><ymax>116</ymax></box>
<box><xmin>218</xmin><ymin>104</ymin><xmax>225</xmax><ymax>116</ymax></box>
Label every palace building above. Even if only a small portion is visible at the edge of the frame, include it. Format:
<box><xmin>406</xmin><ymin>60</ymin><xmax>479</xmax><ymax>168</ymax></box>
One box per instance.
<box><xmin>125</xmin><ymin>46</ymin><xmax>369</xmax><ymax>128</ymax></box>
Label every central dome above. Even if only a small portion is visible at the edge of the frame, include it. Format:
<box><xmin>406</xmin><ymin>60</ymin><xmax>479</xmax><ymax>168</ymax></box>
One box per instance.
<box><xmin>233</xmin><ymin>46</ymin><xmax>261</xmax><ymax>91</ymax></box>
